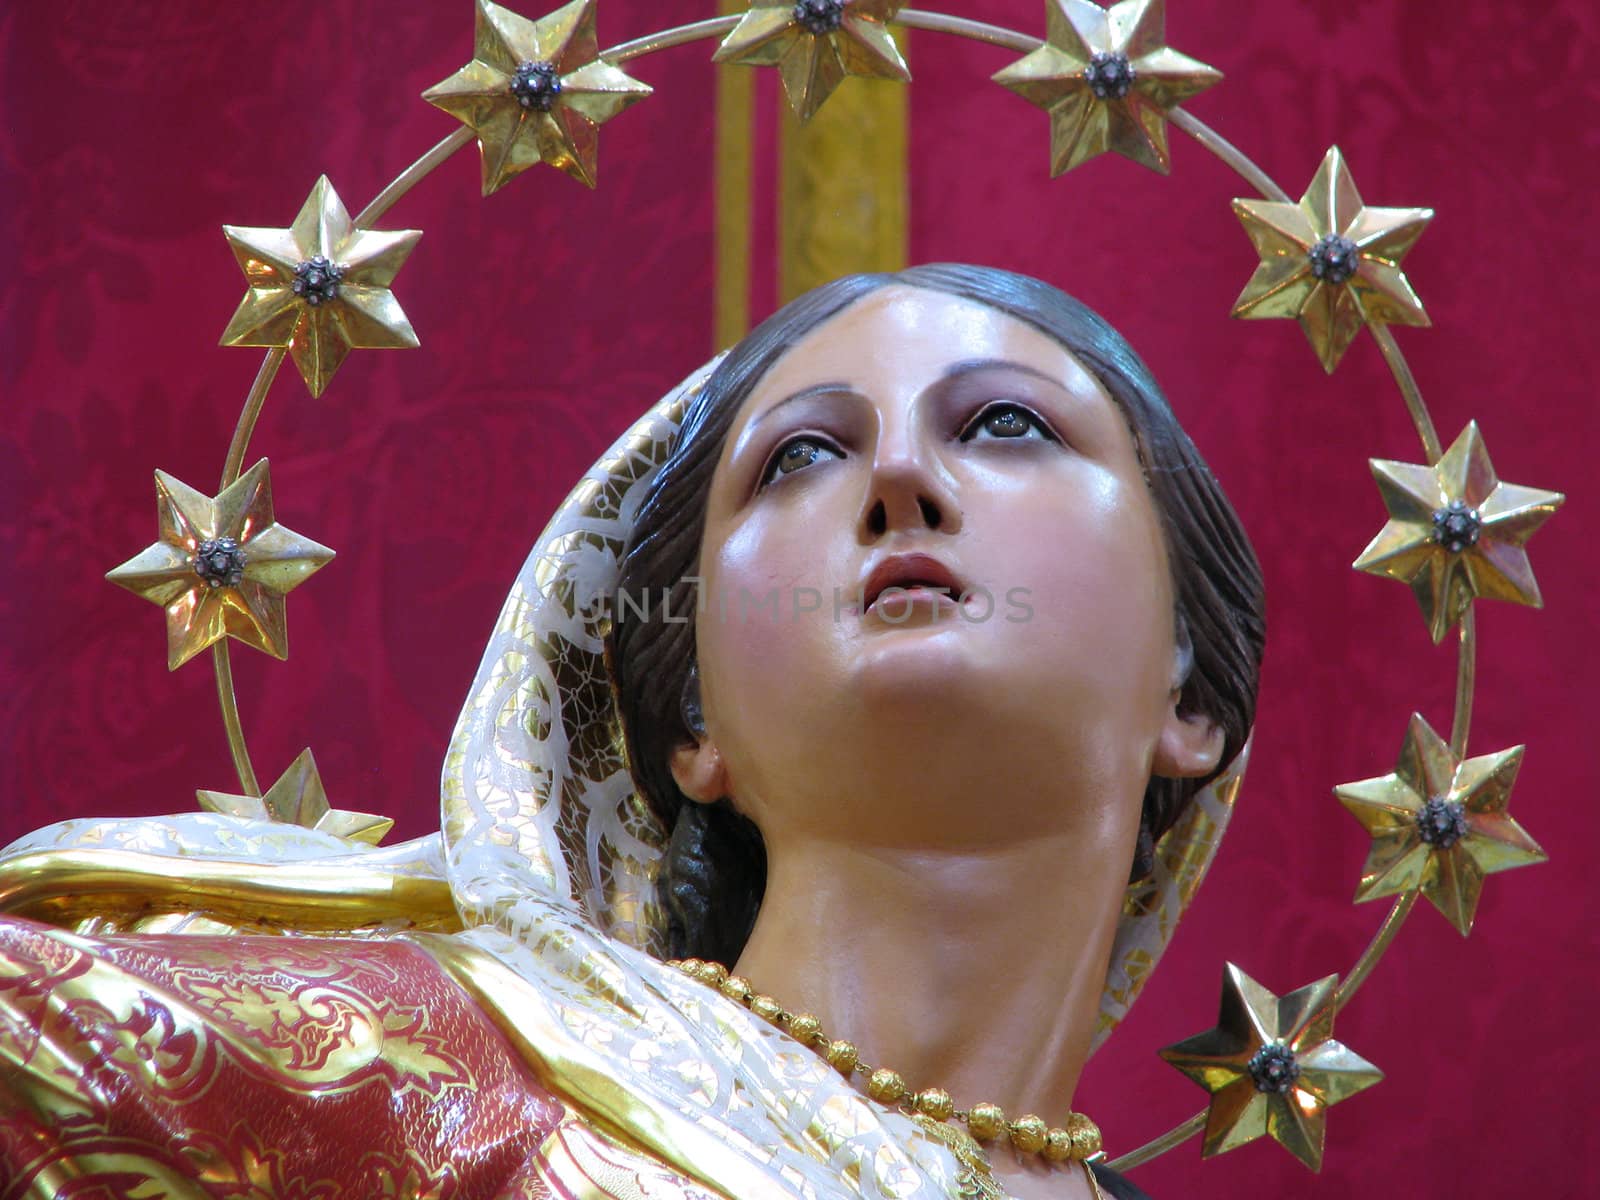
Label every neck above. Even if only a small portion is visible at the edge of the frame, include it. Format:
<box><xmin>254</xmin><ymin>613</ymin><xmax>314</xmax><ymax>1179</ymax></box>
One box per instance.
<box><xmin>734</xmin><ymin>828</ymin><xmax>1126</xmax><ymax>1136</ymax></box>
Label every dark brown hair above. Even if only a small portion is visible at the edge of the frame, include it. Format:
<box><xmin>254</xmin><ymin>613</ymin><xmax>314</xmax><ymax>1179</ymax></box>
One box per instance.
<box><xmin>607</xmin><ymin>264</ymin><xmax>1265</xmax><ymax>963</ymax></box>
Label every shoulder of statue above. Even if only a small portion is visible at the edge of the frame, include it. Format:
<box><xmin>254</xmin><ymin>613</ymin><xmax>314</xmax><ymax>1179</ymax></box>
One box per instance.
<box><xmin>0</xmin><ymin>814</ymin><xmax>458</xmax><ymax>935</ymax></box>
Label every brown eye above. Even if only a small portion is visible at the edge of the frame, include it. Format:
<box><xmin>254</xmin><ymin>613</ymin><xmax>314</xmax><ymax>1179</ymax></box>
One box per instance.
<box><xmin>961</xmin><ymin>403</ymin><xmax>1053</xmax><ymax>442</ymax></box>
<box><xmin>761</xmin><ymin>436</ymin><xmax>841</xmax><ymax>486</ymax></box>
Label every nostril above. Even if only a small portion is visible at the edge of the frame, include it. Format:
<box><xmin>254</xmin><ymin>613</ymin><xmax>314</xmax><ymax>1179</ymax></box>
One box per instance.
<box><xmin>918</xmin><ymin>497</ymin><xmax>942</xmax><ymax>528</ymax></box>
<box><xmin>866</xmin><ymin>499</ymin><xmax>887</xmax><ymax>536</ymax></box>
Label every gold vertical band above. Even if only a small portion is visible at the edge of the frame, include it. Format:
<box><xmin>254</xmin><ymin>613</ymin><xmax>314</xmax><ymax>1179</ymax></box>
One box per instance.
<box><xmin>713</xmin><ymin>1</ymin><xmax>754</xmax><ymax>350</ymax></box>
<box><xmin>777</xmin><ymin>44</ymin><xmax>909</xmax><ymax>303</ymax></box>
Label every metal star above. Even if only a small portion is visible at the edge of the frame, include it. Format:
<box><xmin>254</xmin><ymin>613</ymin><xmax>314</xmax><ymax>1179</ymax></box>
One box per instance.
<box><xmin>1231</xmin><ymin>146</ymin><xmax>1432</xmax><ymax>372</ymax></box>
<box><xmin>199</xmin><ymin>748</ymin><xmax>393</xmax><ymax>845</ymax></box>
<box><xmin>1160</xmin><ymin>964</ymin><xmax>1382</xmax><ymax>1171</ymax></box>
<box><xmin>1354</xmin><ymin>421</ymin><xmax>1563</xmax><ymax>643</ymax></box>
<box><xmin>712</xmin><ymin>1</ymin><xmax>910</xmax><ymax>123</ymax></box>
<box><xmin>106</xmin><ymin>460</ymin><xmax>334</xmax><ymax>670</ymax></box>
<box><xmin>220</xmin><ymin>176</ymin><xmax>421</xmax><ymax>398</ymax></box>
<box><xmin>423</xmin><ymin>0</ymin><xmax>652</xmax><ymax>193</ymax></box>
<box><xmin>993</xmin><ymin>0</ymin><xmax>1221</xmax><ymax>176</ymax></box>
<box><xmin>1336</xmin><ymin>713</ymin><xmax>1545</xmax><ymax>937</ymax></box>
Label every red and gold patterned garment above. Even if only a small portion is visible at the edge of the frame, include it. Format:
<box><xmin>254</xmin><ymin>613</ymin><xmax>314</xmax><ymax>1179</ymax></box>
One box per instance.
<box><xmin>0</xmin><ymin>917</ymin><xmax>720</xmax><ymax>1199</ymax></box>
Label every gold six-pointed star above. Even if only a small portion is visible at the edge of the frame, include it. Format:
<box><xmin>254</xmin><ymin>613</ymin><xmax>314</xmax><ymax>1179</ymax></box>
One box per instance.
<box><xmin>1160</xmin><ymin>964</ymin><xmax>1382</xmax><ymax>1171</ymax></box>
<box><xmin>106</xmin><ymin>460</ymin><xmax>334</xmax><ymax>670</ymax></box>
<box><xmin>1336</xmin><ymin>713</ymin><xmax>1545</xmax><ymax>936</ymax></box>
<box><xmin>199</xmin><ymin>748</ymin><xmax>393</xmax><ymax>845</ymax></box>
<box><xmin>220</xmin><ymin>176</ymin><xmax>421</xmax><ymax>397</ymax></box>
<box><xmin>1354</xmin><ymin>421</ymin><xmax>1563</xmax><ymax>643</ymax></box>
<box><xmin>423</xmin><ymin>0</ymin><xmax>652</xmax><ymax>193</ymax></box>
<box><xmin>713</xmin><ymin>0</ymin><xmax>909</xmax><ymax>123</ymax></box>
<box><xmin>994</xmin><ymin>0</ymin><xmax>1220</xmax><ymax>176</ymax></box>
<box><xmin>1232</xmin><ymin>146</ymin><xmax>1432</xmax><ymax>372</ymax></box>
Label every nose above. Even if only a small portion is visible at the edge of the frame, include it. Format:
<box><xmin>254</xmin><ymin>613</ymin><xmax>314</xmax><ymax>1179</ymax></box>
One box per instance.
<box><xmin>860</xmin><ymin>423</ymin><xmax>962</xmax><ymax>539</ymax></box>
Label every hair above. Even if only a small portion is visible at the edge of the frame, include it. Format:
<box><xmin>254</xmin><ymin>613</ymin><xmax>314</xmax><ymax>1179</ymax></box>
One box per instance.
<box><xmin>606</xmin><ymin>264</ymin><xmax>1265</xmax><ymax>964</ymax></box>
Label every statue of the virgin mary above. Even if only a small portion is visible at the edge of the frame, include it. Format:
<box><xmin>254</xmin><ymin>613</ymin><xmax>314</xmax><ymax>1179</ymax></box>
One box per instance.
<box><xmin>11</xmin><ymin>0</ymin><xmax>1580</xmax><ymax>1193</ymax></box>
<box><xmin>0</xmin><ymin>264</ymin><xmax>1262</xmax><ymax>1200</ymax></box>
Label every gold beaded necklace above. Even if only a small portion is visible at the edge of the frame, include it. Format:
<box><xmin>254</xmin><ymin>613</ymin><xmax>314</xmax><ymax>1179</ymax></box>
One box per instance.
<box><xmin>670</xmin><ymin>958</ymin><xmax>1105</xmax><ymax>1172</ymax></box>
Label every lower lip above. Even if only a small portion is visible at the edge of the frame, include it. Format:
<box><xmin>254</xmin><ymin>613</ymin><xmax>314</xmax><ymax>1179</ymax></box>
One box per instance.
<box><xmin>866</xmin><ymin>586</ymin><xmax>960</xmax><ymax>616</ymax></box>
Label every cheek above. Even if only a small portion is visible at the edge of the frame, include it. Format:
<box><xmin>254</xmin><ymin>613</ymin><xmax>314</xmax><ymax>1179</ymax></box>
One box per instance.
<box><xmin>695</xmin><ymin>507</ymin><xmax>851</xmax><ymax>725</ymax></box>
<box><xmin>1000</xmin><ymin>478</ymin><xmax>1172</xmax><ymax>694</ymax></box>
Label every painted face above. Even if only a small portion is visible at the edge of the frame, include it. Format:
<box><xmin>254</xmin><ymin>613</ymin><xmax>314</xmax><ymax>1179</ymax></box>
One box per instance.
<box><xmin>690</xmin><ymin>286</ymin><xmax>1182</xmax><ymax>851</ymax></box>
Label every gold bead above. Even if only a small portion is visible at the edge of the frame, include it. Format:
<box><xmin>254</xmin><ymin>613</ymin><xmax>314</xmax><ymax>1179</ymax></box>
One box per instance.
<box><xmin>1065</xmin><ymin>1112</ymin><xmax>1102</xmax><ymax>1159</ymax></box>
<box><xmin>1043</xmin><ymin>1127</ymin><xmax>1073</xmax><ymax>1162</ymax></box>
<box><xmin>720</xmin><ymin>975</ymin><xmax>753</xmax><ymax>1001</ymax></box>
<box><xmin>914</xmin><ymin>1088</ymin><xmax>955</xmax><ymax>1121</ymax></box>
<box><xmin>678</xmin><ymin>958</ymin><xmax>703</xmax><ymax>975</ymax></box>
<box><xmin>967</xmin><ymin>1103</ymin><xmax>1006</xmax><ymax>1141</ymax></box>
<box><xmin>1009</xmin><ymin>1114</ymin><xmax>1047</xmax><ymax>1154</ymax></box>
<box><xmin>787</xmin><ymin>1013</ymin><xmax>823</xmax><ymax>1044</ymax></box>
<box><xmin>867</xmin><ymin>1068</ymin><xmax>907</xmax><ymax>1104</ymax></box>
<box><xmin>749</xmin><ymin>994</ymin><xmax>783</xmax><ymax>1022</ymax></box>
<box><xmin>824</xmin><ymin>1040</ymin><xmax>858</xmax><ymax>1075</ymax></box>
<box><xmin>695</xmin><ymin>961</ymin><xmax>729</xmax><ymax>986</ymax></box>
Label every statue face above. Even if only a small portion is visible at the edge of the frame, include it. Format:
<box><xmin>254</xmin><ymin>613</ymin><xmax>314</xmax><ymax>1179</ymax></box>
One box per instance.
<box><xmin>684</xmin><ymin>285</ymin><xmax>1205</xmax><ymax>853</ymax></box>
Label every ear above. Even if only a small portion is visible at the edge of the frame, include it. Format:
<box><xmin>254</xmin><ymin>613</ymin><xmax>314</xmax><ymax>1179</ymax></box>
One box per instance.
<box><xmin>1152</xmin><ymin>699</ymin><xmax>1226</xmax><ymax>780</ymax></box>
<box><xmin>670</xmin><ymin>737</ymin><xmax>731</xmax><ymax>804</ymax></box>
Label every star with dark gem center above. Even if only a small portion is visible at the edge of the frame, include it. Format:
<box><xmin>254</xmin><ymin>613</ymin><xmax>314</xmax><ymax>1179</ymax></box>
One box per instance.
<box><xmin>712</xmin><ymin>0</ymin><xmax>909</xmax><ymax>123</ymax></box>
<box><xmin>422</xmin><ymin>0</ymin><xmax>653</xmax><ymax>193</ymax></box>
<box><xmin>106</xmin><ymin>460</ymin><xmax>334</xmax><ymax>669</ymax></box>
<box><xmin>1354</xmin><ymin>421</ymin><xmax>1562</xmax><ymax>642</ymax></box>
<box><xmin>1232</xmin><ymin>147</ymin><xmax>1432</xmax><ymax>372</ymax></box>
<box><xmin>220</xmin><ymin>176</ymin><xmax>420</xmax><ymax>398</ymax></box>
<box><xmin>1336</xmin><ymin>713</ymin><xmax>1546</xmax><ymax>936</ymax></box>
<box><xmin>193</xmin><ymin>537</ymin><xmax>247</xmax><ymax>589</ymax></box>
<box><xmin>1160</xmin><ymin>965</ymin><xmax>1382</xmax><ymax>1171</ymax></box>
<box><xmin>511</xmin><ymin>60</ymin><xmax>563</xmax><ymax>110</ymax></box>
<box><xmin>993</xmin><ymin>0</ymin><xmax>1221</xmax><ymax>176</ymax></box>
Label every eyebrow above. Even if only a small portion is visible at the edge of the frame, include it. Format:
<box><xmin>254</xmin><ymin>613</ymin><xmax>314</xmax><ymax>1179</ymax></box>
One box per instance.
<box><xmin>744</xmin><ymin>381</ymin><xmax>856</xmax><ymax>436</ymax></box>
<box><xmin>939</xmin><ymin>358</ymin><xmax>1066</xmax><ymax>389</ymax></box>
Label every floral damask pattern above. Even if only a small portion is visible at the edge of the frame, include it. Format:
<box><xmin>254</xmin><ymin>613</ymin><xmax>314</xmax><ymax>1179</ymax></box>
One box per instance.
<box><xmin>0</xmin><ymin>918</ymin><xmax>584</xmax><ymax>1197</ymax></box>
<box><xmin>1</xmin><ymin>916</ymin><xmax>782</xmax><ymax>1197</ymax></box>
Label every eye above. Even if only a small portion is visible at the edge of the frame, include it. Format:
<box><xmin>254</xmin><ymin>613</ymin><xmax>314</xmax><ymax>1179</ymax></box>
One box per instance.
<box><xmin>759</xmin><ymin>435</ymin><xmax>843</xmax><ymax>487</ymax></box>
<box><xmin>959</xmin><ymin>402</ymin><xmax>1057</xmax><ymax>443</ymax></box>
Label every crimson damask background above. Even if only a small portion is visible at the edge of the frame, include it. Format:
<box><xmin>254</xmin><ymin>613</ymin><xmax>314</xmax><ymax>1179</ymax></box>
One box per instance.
<box><xmin>3</xmin><ymin>1</ymin><xmax>1596</xmax><ymax>1196</ymax></box>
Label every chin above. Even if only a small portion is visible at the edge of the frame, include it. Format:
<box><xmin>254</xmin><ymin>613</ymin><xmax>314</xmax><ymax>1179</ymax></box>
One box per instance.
<box><xmin>848</xmin><ymin>622</ymin><xmax>982</xmax><ymax>704</ymax></box>
<box><xmin>841</xmin><ymin>627</ymin><xmax>1052</xmax><ymax>756</ymax></box>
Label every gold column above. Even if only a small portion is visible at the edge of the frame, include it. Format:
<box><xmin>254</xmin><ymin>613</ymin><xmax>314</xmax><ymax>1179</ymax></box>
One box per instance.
<box><xmin>714</xmin><ymin>21</ymin><xmax>910</xmax><ymax>337</ymax></box>
<box><xmin>777</xmin><ymin>44</ymin><xmax>909</xmax><ymax>305</ymax></box>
